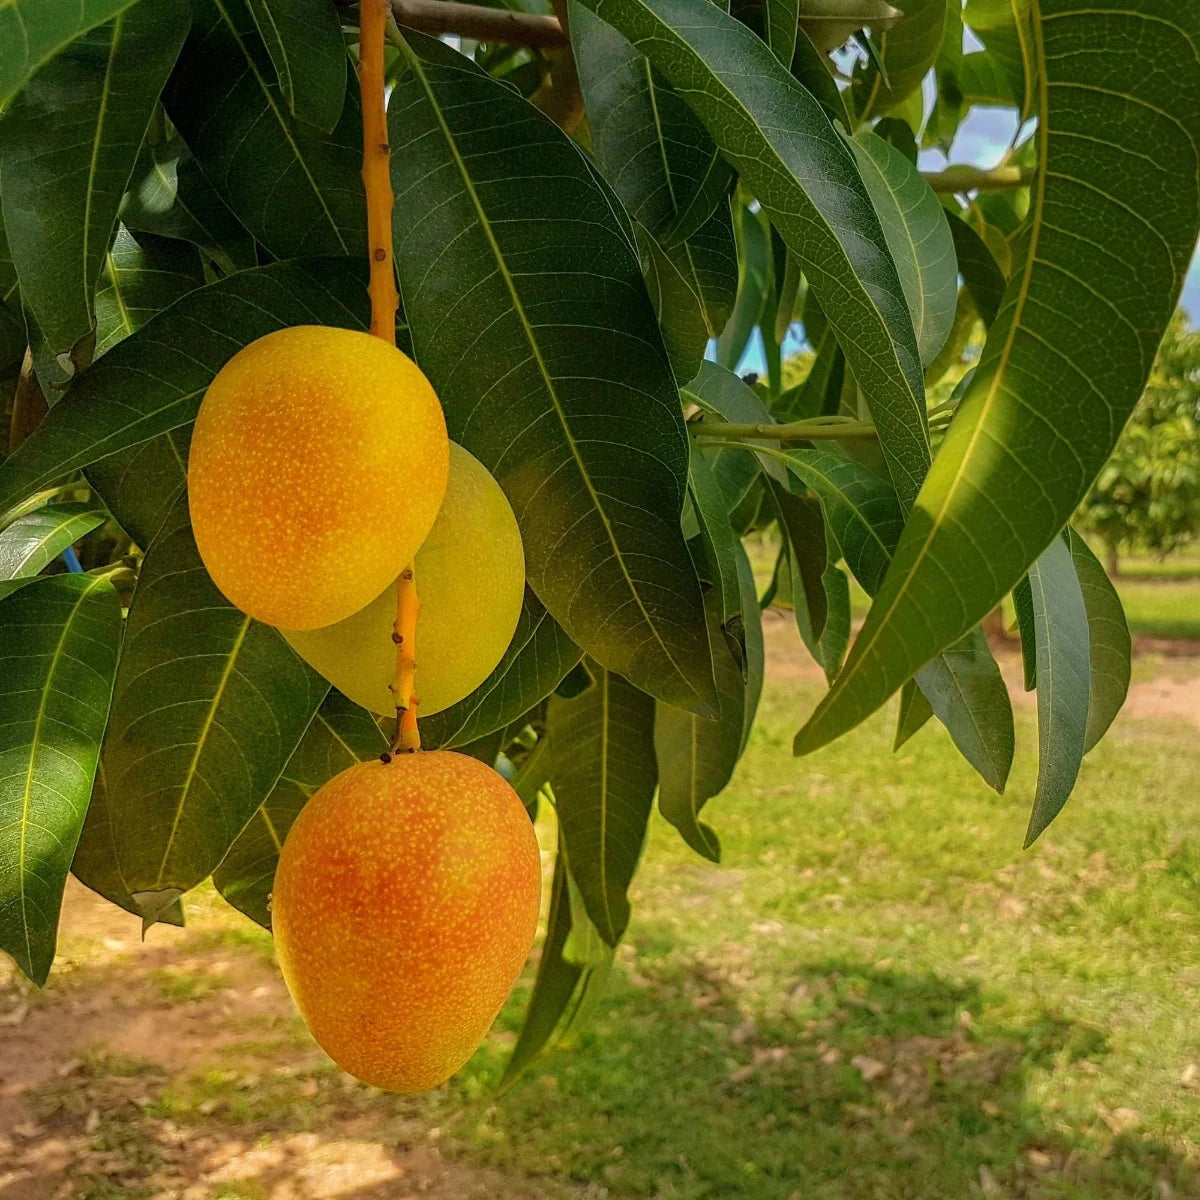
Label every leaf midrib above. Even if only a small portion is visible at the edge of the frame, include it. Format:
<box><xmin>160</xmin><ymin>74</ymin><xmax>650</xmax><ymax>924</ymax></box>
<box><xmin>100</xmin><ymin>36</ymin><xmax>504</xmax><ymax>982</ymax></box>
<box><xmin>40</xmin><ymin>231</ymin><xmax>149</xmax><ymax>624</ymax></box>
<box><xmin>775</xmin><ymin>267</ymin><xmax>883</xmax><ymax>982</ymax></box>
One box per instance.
<box><xmin>399</xmin><ymin>43</ymin><xmax>699</xmax><ymax>708</ymax></box>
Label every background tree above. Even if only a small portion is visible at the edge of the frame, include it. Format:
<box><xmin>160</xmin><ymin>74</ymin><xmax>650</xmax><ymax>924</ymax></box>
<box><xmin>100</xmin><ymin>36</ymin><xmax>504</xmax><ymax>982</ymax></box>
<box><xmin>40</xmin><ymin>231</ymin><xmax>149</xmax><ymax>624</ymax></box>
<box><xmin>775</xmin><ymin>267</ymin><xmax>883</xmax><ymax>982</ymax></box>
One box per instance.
<box><xmin>0</xmin><ymin>0</ymin><xmax>1196</xmax><ymax>1087</ymax></box>
<box><xmin>1075</xmin><ymin>311</ymin><xmax>1200</xmax><ymax>575</ymax></box>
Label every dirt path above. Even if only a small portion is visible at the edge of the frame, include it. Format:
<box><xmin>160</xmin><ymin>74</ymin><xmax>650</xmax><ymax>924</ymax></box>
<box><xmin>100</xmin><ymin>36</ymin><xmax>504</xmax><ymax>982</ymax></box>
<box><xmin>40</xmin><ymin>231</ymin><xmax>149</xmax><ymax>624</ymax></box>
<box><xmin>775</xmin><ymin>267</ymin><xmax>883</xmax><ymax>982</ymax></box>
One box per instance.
<box><xmin>0</xmin><ymin>883</ymin><xmax>577</xmax><ymax>1200</ymax></box>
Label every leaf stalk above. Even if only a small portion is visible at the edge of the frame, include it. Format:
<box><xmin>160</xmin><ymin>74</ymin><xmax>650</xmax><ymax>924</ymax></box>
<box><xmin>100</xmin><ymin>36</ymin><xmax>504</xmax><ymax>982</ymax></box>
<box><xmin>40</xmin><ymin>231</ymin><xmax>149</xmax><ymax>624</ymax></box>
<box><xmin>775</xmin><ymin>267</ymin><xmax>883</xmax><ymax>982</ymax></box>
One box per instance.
<box><xmin>690</xmin><ymin>417</ymin><xmax>878</xmax><ymax>442</ymax></box>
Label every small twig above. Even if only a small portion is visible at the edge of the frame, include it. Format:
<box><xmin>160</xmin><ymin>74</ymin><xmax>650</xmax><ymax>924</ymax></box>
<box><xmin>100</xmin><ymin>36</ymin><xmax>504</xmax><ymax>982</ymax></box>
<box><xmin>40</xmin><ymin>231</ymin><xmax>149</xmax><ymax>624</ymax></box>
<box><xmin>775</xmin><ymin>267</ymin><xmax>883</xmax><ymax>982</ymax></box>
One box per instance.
<box><xmin>691</xmin><ymin>417</ymin><xmax>879</xmax><ymax>442</ymax></box>
<box><xmin>389</xmin><ymin>0</ymin><xmax>568</xmax><ymax>47</ymax></box>
<box><xmin>923</xmin><ymin>165</ymin><xmax>1033</xmax><ymax>194</ymax></box>
<box><xmin>361</xmin><ymin>0</ymin><xmax>422</xmax><ymax>755</ymax></box>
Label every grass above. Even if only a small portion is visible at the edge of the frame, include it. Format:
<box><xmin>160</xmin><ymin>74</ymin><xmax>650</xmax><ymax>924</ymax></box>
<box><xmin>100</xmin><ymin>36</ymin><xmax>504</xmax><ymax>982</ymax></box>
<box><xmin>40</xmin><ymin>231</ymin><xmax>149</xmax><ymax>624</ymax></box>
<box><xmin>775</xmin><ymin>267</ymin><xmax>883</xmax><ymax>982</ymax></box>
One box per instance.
<box><xmin>1114</xmin><ymin>577</ymin><xmax>1200</xmax><ymax>641</ymax></box>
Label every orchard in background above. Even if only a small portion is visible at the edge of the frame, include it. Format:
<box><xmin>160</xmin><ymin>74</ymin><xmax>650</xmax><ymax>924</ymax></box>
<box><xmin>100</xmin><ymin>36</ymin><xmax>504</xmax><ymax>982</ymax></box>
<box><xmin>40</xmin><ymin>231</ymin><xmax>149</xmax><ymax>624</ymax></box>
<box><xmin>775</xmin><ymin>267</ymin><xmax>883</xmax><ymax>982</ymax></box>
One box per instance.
<box><xmin>0</xmin><ymin>0</ymin><xmax>1197</xmax><ymax>1089</ymax></box>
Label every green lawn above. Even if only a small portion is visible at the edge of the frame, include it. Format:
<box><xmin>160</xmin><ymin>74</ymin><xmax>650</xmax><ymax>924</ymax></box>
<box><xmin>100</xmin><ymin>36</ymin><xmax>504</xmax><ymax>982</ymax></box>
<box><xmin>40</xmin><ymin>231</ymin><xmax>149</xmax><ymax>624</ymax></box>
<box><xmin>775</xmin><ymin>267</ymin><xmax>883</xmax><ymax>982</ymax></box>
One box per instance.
<box><xmin>395</xmin><ymin>634</ymin><xmax>1200</xmax><ymax>1200</ymax></box>
<box><xmin>1115</xmin><ymin>577</ymin><xmax>1200</xmax><ymax>641</ymax></box>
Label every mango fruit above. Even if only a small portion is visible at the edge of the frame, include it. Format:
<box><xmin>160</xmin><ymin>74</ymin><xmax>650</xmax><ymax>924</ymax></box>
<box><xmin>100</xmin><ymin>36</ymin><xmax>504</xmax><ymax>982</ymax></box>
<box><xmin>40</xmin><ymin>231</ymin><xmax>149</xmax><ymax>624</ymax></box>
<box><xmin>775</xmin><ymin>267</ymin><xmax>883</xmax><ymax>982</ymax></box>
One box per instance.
<box><xmin>271</xmin><ymin>752</ymin><xmax>541</xmax><ymax>1091</ymax></box>
<box><xmin>188</xmin><ymin>325</ymin><xmax>448</xmax><ymax>630</ymax></box>
<box><xmin>284</xmin><ymin>443</ymin><xmax>524</xmax><ymax>715</ymax></box>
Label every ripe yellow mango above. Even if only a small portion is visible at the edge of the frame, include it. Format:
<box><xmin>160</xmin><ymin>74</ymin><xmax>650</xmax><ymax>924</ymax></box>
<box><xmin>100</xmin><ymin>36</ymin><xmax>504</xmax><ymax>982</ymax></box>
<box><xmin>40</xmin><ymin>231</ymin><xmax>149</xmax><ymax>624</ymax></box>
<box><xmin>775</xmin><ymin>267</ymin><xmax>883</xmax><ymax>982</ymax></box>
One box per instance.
<box><xmin>284</xmin><ymin>443</ymin><xmax>524</xmax><ymax>716</ymax></box>
<box><xmin>188</xmin><ymin>325</ymin><xmax>448</xmax><ymax>630</ymax></box>
<box><xmin>271</xmin><ymin>752</ymin><xmax>542</xmax><ymax>1091</ymax></box>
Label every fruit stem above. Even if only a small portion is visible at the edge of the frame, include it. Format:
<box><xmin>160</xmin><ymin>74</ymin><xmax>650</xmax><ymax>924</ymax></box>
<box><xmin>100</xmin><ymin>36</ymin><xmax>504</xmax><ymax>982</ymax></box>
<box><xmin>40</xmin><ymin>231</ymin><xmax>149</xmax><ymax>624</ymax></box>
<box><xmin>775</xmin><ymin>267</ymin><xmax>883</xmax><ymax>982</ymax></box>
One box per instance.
<box><xmin>360</xmin><ymin>0</ymin><xmax>421</xmax><ymax>754</ymax></box>
<box><xmin>390</xmin><ymin>565</ymin><xmax>421</xmax><ymax>752</ymax></box>
<box><xmin>359</xmin><ymin>0</ymin><xmax>399</xmax><ymax>346</ymax></box>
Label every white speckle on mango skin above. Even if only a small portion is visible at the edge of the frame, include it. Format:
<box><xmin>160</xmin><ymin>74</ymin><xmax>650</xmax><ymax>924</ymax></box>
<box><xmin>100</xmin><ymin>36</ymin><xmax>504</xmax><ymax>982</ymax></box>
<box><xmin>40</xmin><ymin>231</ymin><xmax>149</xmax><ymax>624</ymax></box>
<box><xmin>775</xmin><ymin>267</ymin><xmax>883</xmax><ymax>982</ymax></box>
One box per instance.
<box><xmin>271</xmin><ymin>751</ymin><xmax>542</xmax><ymax>1092</ymax></box>
<box><xmin>188</xmin><ymin>325</ymin><xmax>449</xmax><ymax>631</ymax></box>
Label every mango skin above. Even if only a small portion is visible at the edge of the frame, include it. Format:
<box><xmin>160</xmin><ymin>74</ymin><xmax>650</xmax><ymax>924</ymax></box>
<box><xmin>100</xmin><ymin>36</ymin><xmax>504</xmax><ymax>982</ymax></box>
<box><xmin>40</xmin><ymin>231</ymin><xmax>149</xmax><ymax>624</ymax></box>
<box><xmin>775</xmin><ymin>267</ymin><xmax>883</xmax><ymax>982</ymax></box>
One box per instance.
<box><xmin>283</xmin><ymin>443</ymin><xmax>524</xmax><ymax>715</ymax></box>
<box><xmin>271</xmin><ymin>752</ymin><xmax>541</xmax><ymax>1091</ymax></box>
<box><xmin>188</xmin><ymin>325</ymin><xmax>448</xmax><ymax>630</ymax></box>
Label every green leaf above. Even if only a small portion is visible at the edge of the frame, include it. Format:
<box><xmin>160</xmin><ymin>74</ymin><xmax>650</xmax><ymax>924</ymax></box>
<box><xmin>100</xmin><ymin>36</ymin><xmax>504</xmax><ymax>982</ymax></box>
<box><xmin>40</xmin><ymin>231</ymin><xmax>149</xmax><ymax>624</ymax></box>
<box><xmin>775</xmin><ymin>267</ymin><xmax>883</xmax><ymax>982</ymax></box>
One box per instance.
<box><xmin>944</xmin><ymin>208</ymin><xmax>1006</xmax><ymax>328</ymax></box>
<box><xmin>0</xmin><ymin>503</ymin><xmax>105</xmax><ymax>581</ymax></box>
<box><xmin>95</xmin><ymin>494</ymin><xmax>327</xmax><ymax>920</ymax></box>
<box><xmin>0</xmin><ymin>258</ymin><xmax>370</xmax><ymax>518</ymax></box>
<box><xmin>768</xmin><ymin>480</ymin><xmax>829</xmax><ymax>644</ymax></box>
<box><xmin>655</xmin><ymin>559</ymin><xmax>762</xmax><ymax>861</ymax></box>
<box><xmin>894</xmin><ymin>678</ymin><xmax>933</xmax><ymax>749</ymax></box>
<box><xmin>790</xmin><ymin>26</ymin><xmax>850</xmax><ymax>126</ymax></box>
<box><xmin>958</xmin><ymin>49</ymin><xmax>1017</xmax><ymax>106</ymax></box>
<box><xmin>86</xmin><ymin>430</ymin><xmax>192</xmax><ymax>550</ymax></box>
<box><xmin>1023</xmin><ymin>533</ymin><xmax>1090</xmax><ymax>846</ymax></box>
<box><xmin>716</xmin><ymin>203</ymin><xmax>771</xmax><ymax>371</ymax></box>
<box><xmin>246</xmin><ymin>0</ymin><xmax>347</xmax><ymax>133</ymax></box>
<box><xmin>852</xmin><ymin>0</ymin><xmax>947</xmax><ymax>120</ymax></box>
<box><xmin>0</xmin><ymin>0</ymin><xmax>141</xmax><ymax>107</ymax></box>
<box><xmin>0</xmin><ymin>0</ymin><xmax>190</xmax><ymax>372</ymax></box>
<box><xmin>120</xmin><ymin>137</ymin><xmax>256</xmax><ymax>272</ymax></box>
<box><xmin>165</xmin><ymin>0</ymin><xmax>365</xmax><ymax>260</ymax></box>
<box><xmin>571</xmin><ymin>2</ymin><xmax>732</xmax><ymax>244</ymax></box>
<box><xmin>764</xmin><ymin>0</ymin><xmax>800</xmax><ymax>67</ymax></box>
<box><xmin>1012</xmin><ymin>574</ymin><xmax>1037</xmax><ymax>690</ymax></box>
<box><xmin>1067</xmin><ymin>528</ymin><xmax>1130</xmax><ymax>755</ymax></box>
<box><xmin>638</xmin><ymin>209</ymin><xmax>738</xmax><ymax>385</ymax></box>
<box><xmin>213</xmin><ymin>692</ymin><xmax>386</xmax><ymax>929</ymax></box>
<box><xmin>851</xmin><ymin>130</ymin><xmax>957</xmax><ymax>365</ymax></box>
<box><xmin>766</xmin><ymin>445</ymin><xmax>1013</xmax><ymax>790</ymax></box>
<box><xmin>501</xmin><ymin>847</ymin><xmax>612</xmax><ymax>1088</ymax></box>
<box><xmin>795</xmin><ymin>2</ymin><xmax>1200</xmax><ymax>757</ymax></box>
<box><xmin>389</xmin><ymin>33</ymin><xmax>716</xmax><ymax>717</ymax></box>
<box><xmin>548</xmin><ymin>661</ymin><xmax>657</xmax><ymax>946</ymax></box>
<box><xmin>72</xmin><ymin>764</ymin><xmax>185</xmax><ymax>928</ymax></box>
<box><xmin>798</xmin><ymin>0</ymin><xmax>903</xmax><ymax>52</ymax></box>
<box><xmin>418</xmin><ymin>590</ymin><xmax>581</xmax><ymax>750</ymax></box>
<box><xmin>0</xmin><ymin>574</ymin><xmax>121</xmax><ymax>984</ymax></box>
<box><xmin>95</xmin><ymin>227</ymin><xmax>205</xmax><ymax>356</ymax></box>
<box><xmin>579</xmin><ymin>0</ymin><xmax>930</xmax><ymax>509</ymax></box>
<box><xmin>775</xmin><ymin>327</ymin><xmax>845</xmax><ymax>422</ymax></box>
<box><xmin>688</xmin><ymin>450</ymin><xmax>743</xmax><ymax>640</ymax></box>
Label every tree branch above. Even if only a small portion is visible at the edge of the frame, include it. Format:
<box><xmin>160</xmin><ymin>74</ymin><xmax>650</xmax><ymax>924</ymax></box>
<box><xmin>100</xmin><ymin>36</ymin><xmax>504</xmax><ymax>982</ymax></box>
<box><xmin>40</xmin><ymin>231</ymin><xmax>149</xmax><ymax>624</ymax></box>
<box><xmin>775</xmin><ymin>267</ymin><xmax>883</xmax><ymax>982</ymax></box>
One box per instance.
<box><xmin>389</xmin><ymin>0</ymin><xmax>568</xmax><ymax>47</ymax></box>
<box><xmin>923</xmin><ymin>164</ymin><xmax>1033</xmax><ymax>193</ymax></box>
<box><xmin>690</xmin><ymin>417</ymin><xmax>879</xmax><ymax>442</ymax></box>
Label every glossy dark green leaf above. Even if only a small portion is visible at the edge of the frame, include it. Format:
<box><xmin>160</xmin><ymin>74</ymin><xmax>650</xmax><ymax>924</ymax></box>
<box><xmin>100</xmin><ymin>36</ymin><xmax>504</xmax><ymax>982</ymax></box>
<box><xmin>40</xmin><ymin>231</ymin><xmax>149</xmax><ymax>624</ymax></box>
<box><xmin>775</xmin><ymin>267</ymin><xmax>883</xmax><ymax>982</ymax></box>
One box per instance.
<box><xmin>389</xmin><ymin>33</ymin><xmax>716</xmax><ymax>717</ymax></box>
<box><xmin>0</xmin><ymin>1</ymin><xmax>190</xmax><ymax>372</ymax></box>
<box><xmin>72</xmin><ymin>764</ymin><xmax>185</xmax><ymax>928</ymax></box>
<box><xmin>0</xmin><ymin>0</ymin><xmax>140</xmax><ymax>107</ymax></box>
<box><xmin>851</xmin><ymin>130</ymin><xmax>957</xmax><ymax>365</ymax></box>
<box><xmin>0</xmin><ymin>503</ymin><xmax>105</xmax><ymax>581</ymax></box>
<box><xmin>246</xmin><ymin>0</ymin><xmax>347</xmax><ymax>133</ymax></box>
<box><xmin>768</xmin><ymin>480</ymin><xmax>829</xmax><ymax>643</ymax></box>
<box><xmin>501</xmin><ymin>847</ymin><xmax>612</xmax><ymax>1088</ymax></box>
<box><xmin>958</xmin><ymin>49</ymin><xmax>1017</xmax><ymax>106</ymax></box>
<box><xmin>166</xmin><ymin>0</ymin><xmax>365</xmax><ymax>260</ymax></box>
<box><xmin>0</xmin><ymin>574</ymin><xmax>121</xmax><ymax>984</ymax></box>
<box><xmin>656</xmin><ymin>595</ymin><xmax>739</xmax><ymax>861</ymax></box>
<box><xmin>213</xmin><ymin>692</ymin><xmax>386</xmax><ymax>929</ymax></box>
<box><xmin>790</xmin><ymin>25</ymin><xmax>850</xmax><ymax>125</ymax></box>
<box><xmin>893</xmin><ymin>678</ymin><xmax>932</xmax><ymax>749</ymax></box>
<box><xmin>579</xmin><ymin>0</ymin><xmax>930</xmax><ymax>508</ymax></box>
<box><xmin>775</xmin><ymin>328</ymin><xmax>845</xmax><ymax>422</ymax></box>
<box><xmin>1012</xmin><ymin>574</ymin><xmax>1037</xmax><ymax>690</ymax></box>
<box><xmin>766</xmin><ymin>445</ymin><xmax>1013</xmax><ymax>790</ymax></box>
<box><xmin>120</xmin><ymin>137</ymin><xmax>256</xmax><ymax>272</ymax></box>
<box><xmin>0</xmin><ymin>258</ymin><xmax>369</xmax><ymax>517</ymax></box>
<box><xmin>734</xmin><ymin>542</ymin><xmax>765</xmax><ymax>752</ymax></box>
<box><xmin>764</xmin><ymin>0</ymin><xmax>799</xmax><ymax>66</ymax></box>
<box><xmin>95</xmin><ymin>227</ymin><xmax>205</xmax><ymax>356</ymax></box>
<box><xmin>798</xmin><ymin>0</ymin><xmax>903</xmax><ymax>51</ymax></box>
<box><xmin>419</xmin><ymin>590</ymin><xmax>581</xmax><ymax>750</ymax></box>
<box><xmin>95</xmin><ymin>494</ymin><xmax>327</xmax><ymax>921</ymax></box>
<box><xmin>571</xmin><ymin>2</ymin><xmax>732</xmax><ymax>244</ymax></box>
<box><xmin>796</xmin><ymin>3</ymin><xmax>1199</xmax><ymax>758</ymax></box>
<box><xmin>638</xmin><ymin>209</ymin><xmax>738</xmax><ymax>384</ymax></box>
<box><xmin>1024</xmin><ymin>534</ymin><xmax>1090</xmax><ymax>846</ymax></box>
<box><xmin>945</xmin><ymin>208</ymin><xmax>1006</xmax><ymax>327</ymax></box>
<box><xmin>87</xmin><ymin>430</ymin><xmax>192</xmax><ymax>550</ymax></box>
<box><xmin>852</xmin><ymin>0</ymin><xmax>946</xmax><ymax>119</ymax></box>
<box><xmin>716</xmin><ymin>204</ymin><xmax>771</xmax><ymax>371</ymax></box>
<box><xmin>1067</xmin><ymin>528</ymin><xmax>1130</xmax><ymax>755</ymax></box>
<box><xmin>688</xmin><ymin>450</ymin><xmax>743</xmax><ymax>638</ymax></box>
<box><xmin>548</xmin><ymin>661</ymin><xmax>657</xmax><ymax>945</ymax></box>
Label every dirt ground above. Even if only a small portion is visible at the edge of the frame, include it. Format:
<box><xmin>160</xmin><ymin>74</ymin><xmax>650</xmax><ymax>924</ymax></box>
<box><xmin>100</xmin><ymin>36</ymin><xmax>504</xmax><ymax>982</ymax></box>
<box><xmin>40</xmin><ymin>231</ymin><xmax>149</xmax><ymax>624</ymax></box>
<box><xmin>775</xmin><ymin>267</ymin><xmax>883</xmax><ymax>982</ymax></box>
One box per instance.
<box><xmin>2</xmin><ymin>620</ymin><xmax>1198</xmax><ymax>1200</ymax></box>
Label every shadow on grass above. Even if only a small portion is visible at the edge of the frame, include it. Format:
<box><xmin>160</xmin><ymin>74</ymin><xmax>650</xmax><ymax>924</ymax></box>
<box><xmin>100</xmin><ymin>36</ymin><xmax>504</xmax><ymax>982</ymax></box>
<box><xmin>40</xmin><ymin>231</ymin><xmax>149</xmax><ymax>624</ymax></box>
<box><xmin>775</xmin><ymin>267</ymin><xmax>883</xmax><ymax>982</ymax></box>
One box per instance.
<box><xmin>453</xmin><ymin>955</ymin><xmax>1199</xmax><ymax>1200</ymax></box>
<box><xmin>6</xmin><ymin>952</ymin><xmax>1196</xmax><ymax>1200</ymax></box>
